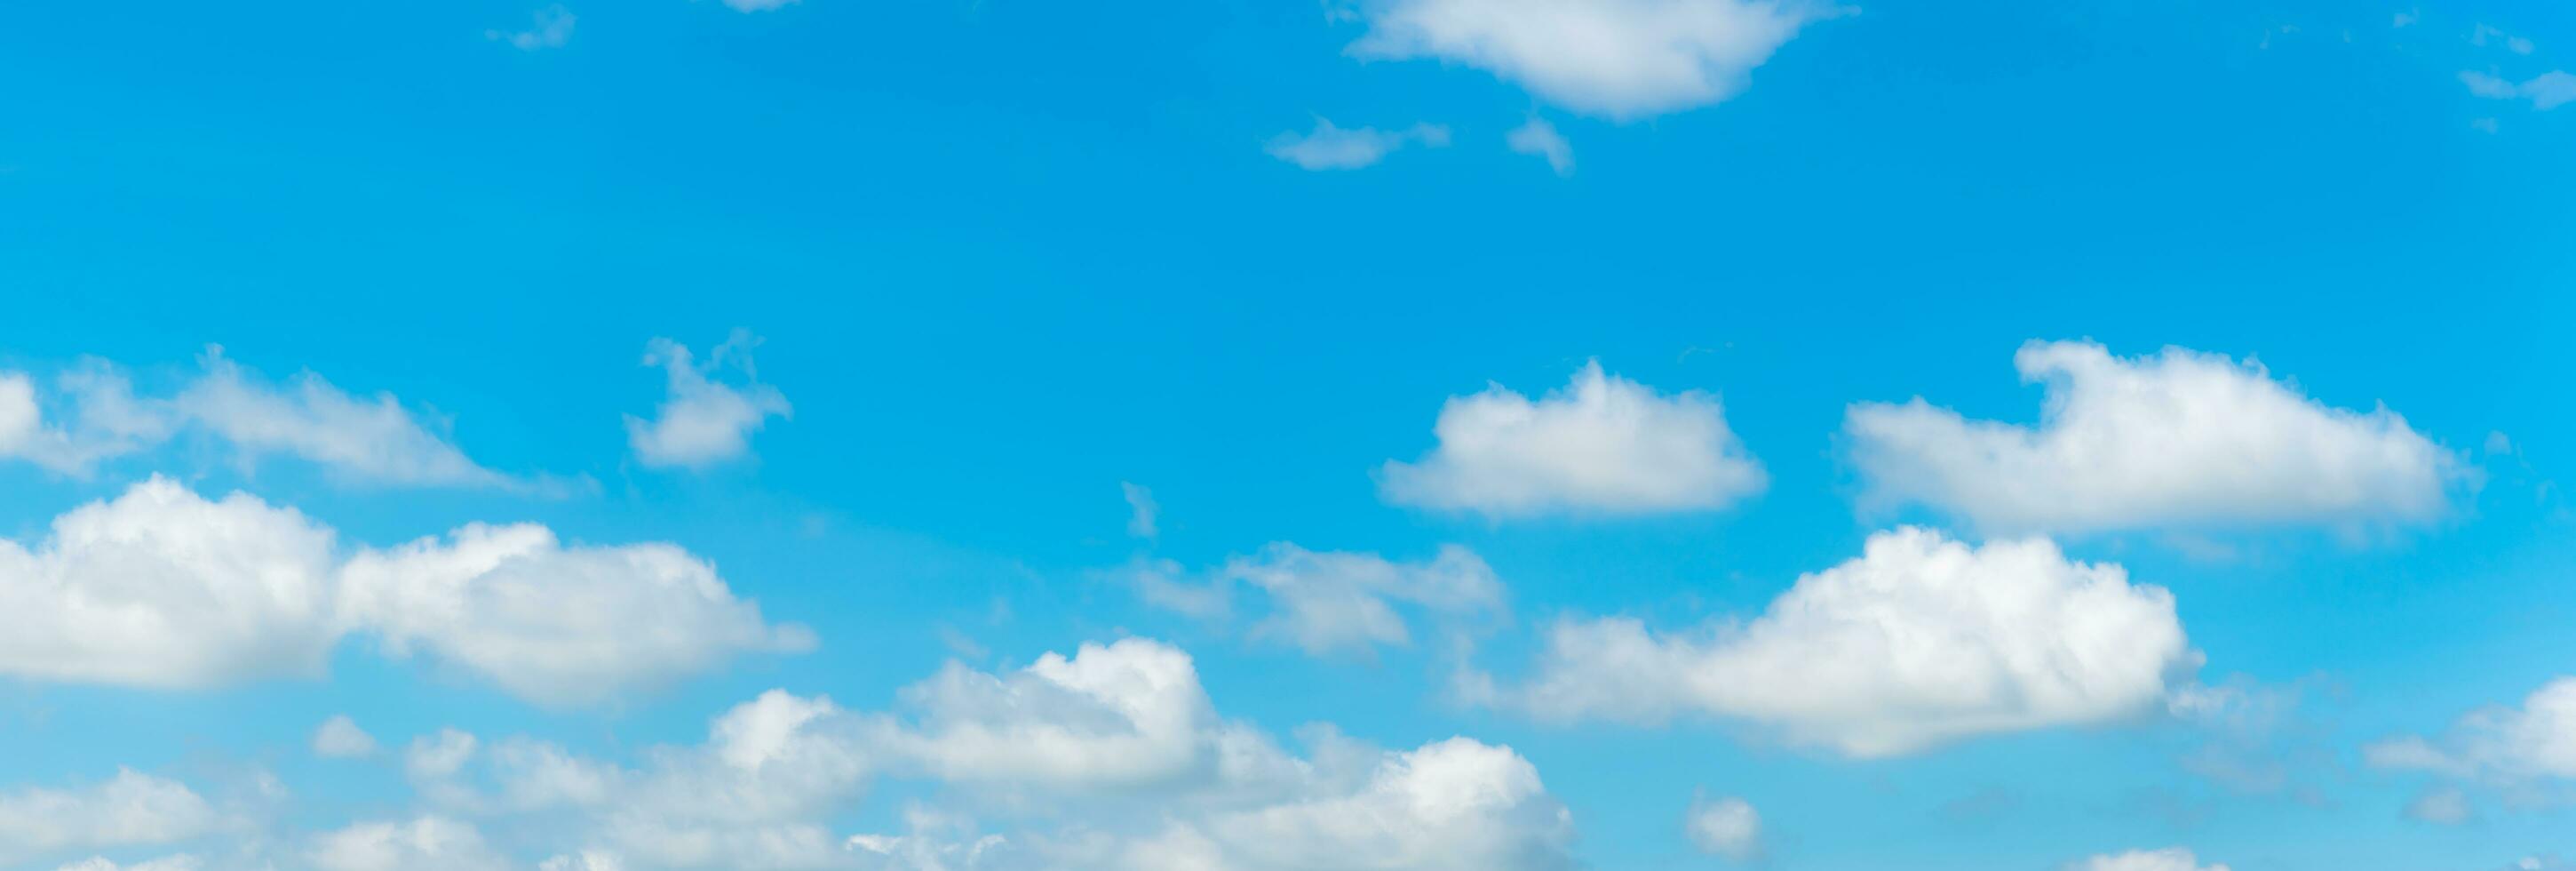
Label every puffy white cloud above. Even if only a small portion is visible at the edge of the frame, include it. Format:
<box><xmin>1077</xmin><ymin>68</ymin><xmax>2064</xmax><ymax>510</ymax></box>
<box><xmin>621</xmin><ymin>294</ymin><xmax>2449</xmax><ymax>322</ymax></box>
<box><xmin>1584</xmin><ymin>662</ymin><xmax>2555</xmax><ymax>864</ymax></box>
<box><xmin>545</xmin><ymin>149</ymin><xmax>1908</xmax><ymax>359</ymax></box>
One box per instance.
<box><xmin>0</xmin><ymin>350</ymin><xmax>519</xmax><ymax>488</ymax></box>
<box><xmin>2460</xmin><ymin>69</ymin><xmax>2576</xmax><ymax>111</ymax></box>
<box><xmin>1506</xmin><ymin>116</ymin><xmax>1573</xmax><ymax>176</ymax></box>
<box><xmin>2365</xmin><ymin>676</ymin><xmax>2576</xmax><ymax>784</ymax></box>
<box><xmin>0</xmin><ymin>770</ymin><xmax>219</xmax><ymax>864</ymax></box>
<box><xmin>2070</xmin><ymin>847</ymin><xmax>2231</xmax><ymax>871</ymax></box>
<box><xmin>1380</xmin><ymin>361</ymin><xmax>1764</xmax><ymax>518</ymax></box>
<box><xmin>1130</xmin><ymin>544</ymin><xmax>1505</xmax><ymax>657</ymax></box>
<box><xmin>0</xmin><ymin>478</ymin><xmax>808</xmax><ymax>705</ymax></box>
<box><xmin>1480</xmin><ymin>528</ymin><xmax>2192</xmax><ymax>757</ymax></box>
<box><xmin>339</xmin><ymin>523</ymin><xmax>815</xmax><ymax>707</ymax></box>
<box><xmin>0</xmin><ymin>476</ymin><xmax>341</xmax><ymax>688</ymax></box>
<box><xmin>487</xmin><ymin>4</ymin><xmax>576</xmax><ymax>51</ymax></box>
<box><xmin>308</xmin><ymin>816</ymin><xmax>510</xmax><ymax>871</ymax></box>
<box><xmin>1264</xmin><ymin>119</ymin><xmax>1450</xmax><ymax>171</ymax></box>
<box><xmin>624</xmin><ymin>332</ymin><xmax>791</xmax><ymax>470</ymax></box>
<box><xmin>1343</xmin><ymin>0</ymin><xmax>1829</xmax><ymax>118</ymax></box>
<box><xmin>1845</xmin><ymin>340</ymin><xmax>2461</xmax><ymax>535</ymax></box>
<box><xmin>314</xmin><ymin>715</ymin><xmax>381</xmax><ymax>759</ymax></box>
<box><xmin>1685</xmin><ymin>794</ymin><xmax>1761</xmax><ymax>861</ymax></box>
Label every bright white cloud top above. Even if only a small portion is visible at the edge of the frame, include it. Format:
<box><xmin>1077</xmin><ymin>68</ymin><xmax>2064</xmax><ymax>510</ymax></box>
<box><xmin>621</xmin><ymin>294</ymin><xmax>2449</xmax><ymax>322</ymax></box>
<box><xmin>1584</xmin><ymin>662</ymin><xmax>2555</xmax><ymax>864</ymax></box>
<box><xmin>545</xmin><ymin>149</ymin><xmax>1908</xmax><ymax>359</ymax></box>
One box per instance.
<box><xmin>1845</xmin><ymin>340</ymin><xmax>2461</xmax><ymax>535</ymax></box>
<box><xmin>624</xmin><ymin>332</ymin><xmax>792</xmax><ymax>471</ymax></box>
<box><xmin>1344</xmin><ymin>0</ymin><xmax>1830</xmax><ymax>118</ymax></box>
<box><xmin>1478</xmin><ymin>527</ymin><xmax>2192</xmax><ymax>757</ymax></box>
<box><xmin>1380</xmin><ymin>361</ymin><xmax>1765</xmax><ymax>518</ymax></box>
<box><xmin>0</xmin><ymin>477</ymin><xmax>809</xmax><ymax>706</ymax></box>
<box><xmin>0</xmin><ymin>350</ymin><xmax>516</xmax><ymax>488</ymax></box>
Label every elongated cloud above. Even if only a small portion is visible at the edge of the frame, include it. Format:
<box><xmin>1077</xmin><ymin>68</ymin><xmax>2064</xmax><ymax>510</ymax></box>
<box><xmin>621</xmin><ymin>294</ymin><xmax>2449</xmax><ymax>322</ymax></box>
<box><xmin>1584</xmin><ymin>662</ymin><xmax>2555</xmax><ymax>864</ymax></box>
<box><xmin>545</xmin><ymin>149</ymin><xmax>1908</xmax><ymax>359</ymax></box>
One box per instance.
<box><xmin>1846</xmin><ymin>340</ymin><xmax>2462</xmax><ymax>535</ymax></box>
<box><xmin>1380</xmin><ymin>361</ymin><xmax>1764</xmax><ymax>518</ymax></box>
<box><xmin>2366</xmin><ymin>676</ymin><xmax>2576</xmax><ymax>784</ymax></box>
<box><xmin>0</xmin><ymin>478</ymin><xmax>808</xmax><ymax>706</ymax></box>
<box><xmin>1478</xmin><ymin>528</ymin><xmax>2193</xmax><ymax>757</ymax></box>
<box><xmin>0</xmin><ymin>771</ymin><xmax>218</xmax><ymax>865</ymax></box>
<box><xmin>1130</xmin><ymin>543</ymin><xmax>1506</xmax><ymax>656</ymax></box>
<box><xmin>402</xmin><ymin>637</ymin><xmax>1576</xmax><ymax>870</ymax></box>
<box><xmin>0</xmin><ymin>349</ymin><xmax>519</xmax><ymax>488</ymax></box>
<box><xmin>1264</xmin><ymin>119</ymin><xmax>1450</xmax><ymax>171</ymax></box>
<box><xmin>1344</xmin><ymin>0</ymin><xmax>1830</xmax><ymax>118</ymax></box>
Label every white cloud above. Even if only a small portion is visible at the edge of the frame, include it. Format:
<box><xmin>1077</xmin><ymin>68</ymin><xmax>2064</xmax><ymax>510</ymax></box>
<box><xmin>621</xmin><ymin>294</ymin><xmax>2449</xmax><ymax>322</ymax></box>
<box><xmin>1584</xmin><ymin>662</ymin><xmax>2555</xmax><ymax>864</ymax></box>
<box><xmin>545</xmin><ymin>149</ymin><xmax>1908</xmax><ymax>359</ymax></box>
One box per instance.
<box><xmin>2462</xmin><ymin>70</ymin><xmax>2576</xmax><ymax>111</ymax></box>
<box><xmin>722</xmin><ymin>0</ymin><xmax>799</xmax><ymax>12</ymax></box>
<box><xmin>2365</xmin><ymin>676</ymin><xmax>2576</xmax><ymax>784</ymax></box>
<box><xmin>174</xmin><ymin>348</ymin><xmax>513</xmax><ymax>488</ymax></box>
<box><xmin>309</xmin><ymin>816</ymin><xmax>510</xmax><ymax>871</ymax></box>
<box><xmin>1478</xmin><ymin>527</ymin><xmax>2193</xmax><ymax>757</ymax></box>
<box><xmin>488</xmin><ymin>4</ymin><xmax>576</xmax><ymax>51</ymax></box>
<box><xmin>1380</xmin><ymin>361</ymin><xmax>1765</xmax><ymax>518</ymax></box>
<box><xmin>625</xmin><ymin>332</ymin><xmax>791</xmax><ymax>470</ymax></box>
<box><xmin>1684</xmin><ymin>794</ymin><xmax>1761</xmax><ymax>862</ymax></box>
<box><xmin>1343</xmin><ymin>0</ymin><xmax>1830</xmax><ymax>118</ymax></box>
<box><xmin>0</xmin><ymin>476</ymin><xmax>341</xmax><ymax>688</ymax></box>
<box><xmin>314</xmin><ymin>715</ymin><xmax>381</xmax><ymax>760</ymax></box>
<box><xmin>339</xmin><ymin>523</ymin><xmax>815</xmax><ymax>707</ymax></box>
<box><xmin>1265</xmin><ymin>119</ymin><xmax>1451</xmax><ymax>170</ymax></box>
<box><xmin>1129</xmin><ymin>544</ymin><xmax>1506</xmax><ymax>656</ymax></box>
<box><xmin>1845</xmin><ymin>340</ymin><xmax>2461</xmax><ymax>535</ymax></box>
<box><xmin>2070</xmin><ymin>848</ymin><xmax>2231</xmax><ymax>871</ymax></box>
<box><xmin>52</xmin><ymin>857</ymin><xmax>203</xmax><ymax>871</ymax></box>
<box><xmin>416</xmin><ymin>637</ymin><xmax>1576</xmax><ymax>871</ymax></box>
<box><xmin>1120</xmin><ymin>482</ymin><xmax>1158</xmax><ymax>539</ymax></box>
<box><xmin>0</xmin><ymin>350</ymin><xmax>523</xmax><ymax>489</ymax></box>
<box><xmin>1506</xmin><ymin>116</ymin><xmax>1574</xmax><ymax>176</ymax></box>
<box><xmin>0</xmin><ymin>478</ymin><xmax>808</xmax><ymax>704</ymax></box>
<box><xmin>0</xmin><ymin>770</ymin><xmax>219</xmax><ymax>864</ymax></box>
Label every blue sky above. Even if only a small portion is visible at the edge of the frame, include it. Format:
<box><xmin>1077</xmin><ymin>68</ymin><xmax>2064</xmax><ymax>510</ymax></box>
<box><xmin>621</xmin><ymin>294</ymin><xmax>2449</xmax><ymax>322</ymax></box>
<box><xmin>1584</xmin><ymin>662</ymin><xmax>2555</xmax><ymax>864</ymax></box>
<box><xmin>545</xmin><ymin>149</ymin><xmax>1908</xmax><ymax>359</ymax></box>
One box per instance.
<box><xmin>2</xmin><ymin>0</ymin><xmax>2573</xmax><ymax>869</ymax></box>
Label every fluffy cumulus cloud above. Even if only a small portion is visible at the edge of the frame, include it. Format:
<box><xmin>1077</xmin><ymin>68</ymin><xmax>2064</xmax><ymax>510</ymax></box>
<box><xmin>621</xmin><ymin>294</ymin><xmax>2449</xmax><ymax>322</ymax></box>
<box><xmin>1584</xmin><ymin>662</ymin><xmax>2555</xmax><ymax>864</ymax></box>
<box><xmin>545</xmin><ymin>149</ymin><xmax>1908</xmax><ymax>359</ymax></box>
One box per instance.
<box><xmin>1380</xmin><ymin>361</ymin><xmax>1765</xmax><ymax>518</ymax></box>
<box><xmin>339</xmin><ymin>523</ymin><xmax>815</xmax><ymax>707</ymax></box>
<box><xmin>2070</xmin><ymin>848</ymin><xmax>2231</xmax><ymax>871</ymax></box>
<box><xmin>625</xmin><ymin>332</ymin><xmax>792</xmax><ymax>470</ymax></box>
<box><xmin>1264</xmin><ymin>119</ymin><xmax>1450</xmax><ymax>170</ymax></box>
<box><xmin>0</xmin><ymin>770</ymin><xmax>219</xmax><ymax>865</ymax></box>
<box><xmin>1130</xmin><ymin>544</ymin><xmax>1506</xmax><ymax>656</ymax></box>
<box><xmin>1476</xmin><ymin>527</ymin><xmax>2193</xmax><ymax>757</ymax></box>
<box><xmin>1845</xmin><ymin>340</ymin><xmax>2462</xmax><ymax>535</ymax></box>
<box><xmin>1684</xmin><ymin>794</ymin><xmax>1761</xmax><ymax>862</ymax></box>
<box><xmin>389</xmin><ymin>637</ymin><xmax>1574</xmax><ymax>870</ymax></box>
<box><xmin>0</xmin><ymin>477</ymin><xmax>341</xmax><ymax>688</ymax></box>
<box><xmin>0</xmin><ymin>349</ymin><xmax>515</xmax><ymax>487</ymax></box>
<box><xmin>2365</xmin><ymin>676</ymin><xmax>2576</xmax><ymax>786</ymax></box>
<box><xmin>1343</xmin><ymin>0</ymin><xmax>1830</xmax><ymax>118</ymax></box>
<box><xmin>0</xmin><ymin>477</ymin><xmax>808</xmax><ymax>705</ymax></box>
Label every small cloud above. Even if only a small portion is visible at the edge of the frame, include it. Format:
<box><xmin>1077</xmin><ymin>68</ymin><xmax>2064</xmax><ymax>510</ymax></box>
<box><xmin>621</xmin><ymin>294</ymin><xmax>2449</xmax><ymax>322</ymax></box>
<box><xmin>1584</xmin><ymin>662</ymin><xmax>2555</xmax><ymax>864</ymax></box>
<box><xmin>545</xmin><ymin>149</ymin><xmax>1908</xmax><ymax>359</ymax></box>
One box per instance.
<box><xmin>312</xmin><ymin>715</ymin><xmax>378</xmax><ymax>759</ymax></box>
<box><xmin>2394</xmin><ymin>11</ymin><xmax>2417</xmax><ymax>28</ymax></box>
<box><xmin>1120</xmin><ymin>482</ymin><xmax>1159</xmax><ymax>539</ymax></box>
<box><xmin>1264</xmin><ymin>118</ymin><xmax>1449</xmax><ymax>171</ymax></box>
<box><xmin>1685</xmin><ymin>794</ymin><xmax>1762</xmax><ymax>863</ymax></box>
<box><xmin>722</xmin><ymin>0</ymin><xmax>799</xmax><ymax>12</ymax></box>
<box><xmin>487</xmin><ymin>5</ymin><xmax>576</xmax><ymax>52</ymax></box>
<box><xmin>2404</xmin><ymin>786</ymin><xmax>2472</xmax><ymax>825</ymax></box>
<box><xmin>1506</xmin><ymin>116</ymin><xmax>1575</xmax><ymax>177</ymax></box>
<box><xmin>624</xmin><ymin>330</ymin><xmax>792</xmax><ymax>470</ymax></box>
